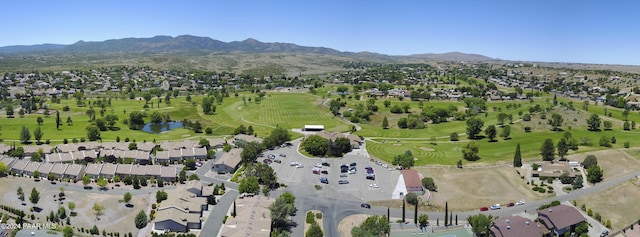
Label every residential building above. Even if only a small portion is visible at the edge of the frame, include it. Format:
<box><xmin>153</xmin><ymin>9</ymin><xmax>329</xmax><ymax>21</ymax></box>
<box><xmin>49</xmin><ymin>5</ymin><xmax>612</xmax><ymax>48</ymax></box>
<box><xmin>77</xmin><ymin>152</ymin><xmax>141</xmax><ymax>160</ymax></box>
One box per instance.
<box><xmin>36</xmin><ymin>162</ymin><xmax>54</xmax><ymax>177</ymax></box>
<box><xmin>85</xmin><ymin>163</ymin><xmax>103</xmax><ymax>179</ymax></box>
<box><xmin>116</xmin><ymin>164</ymin><xmax>133</xmax><ymax>176</ymax></box>
<box><xmin>232</xmin><ymin>134</ymin><xmax>263</xmax><ymax>146</ymax></box>
<box><xmin>160</xmin><ymin>166</ymin><xmax>177</xmax><ymax>182</ymax></box>
<box><xmin>10</xmin><ymin>159</ymin><xmax>29</xmax><ymax>175</ymax></box>
<box><xmin>212</xmin><ymin>148</ymin><xmax>242</xmax><ymax>173</ymax></box>
<box><xmin>64</xmin><ymin>164</ymin><xmax>84</xmax><ymax>181</ymax></box>
<box><xmin>100</xmin><ymin>163</ymin><xmax>117</xmax><ymax>179</ymax></box>
<box><xmin>145</xmin><ymin>165</ymin><xmax>162</xmax><ymax>178</ymax></box>
<box><xmin>531</xmin><ymin>161</ymin><xmax>581</xmax><ymax>179</ymax></box>
<box><xmin>23</xmin><ymin>162</ymin><xmax>41</xmax><ymax>177</ymax></box>
<box><xmin>50</xmin><ymin>163</ymin><xmax>69</xmax><ymax>179</ymax></box>
<box><xmin>220</xmin><ymin>195</ymin><xmax>274</xmax><ymax>237</ymax></box>
<box><xmin>490</xmin><ymin>215</ymin><xmax>548</xmax><ymax>237</ymax></box>
<box><xmin>154</xmin><ymin>183</ymin><xmax>206</xmax><ymax>232</ymax></box>
<box><xmin>537</xmin><ymin>205</ymin><xmax>585</xmax><ymax>236</ymax></box>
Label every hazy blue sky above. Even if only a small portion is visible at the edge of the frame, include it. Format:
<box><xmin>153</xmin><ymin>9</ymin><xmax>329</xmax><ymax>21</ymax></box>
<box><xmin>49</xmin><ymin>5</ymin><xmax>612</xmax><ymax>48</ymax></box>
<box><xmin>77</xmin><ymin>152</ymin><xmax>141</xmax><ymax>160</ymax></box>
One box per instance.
<box><xmin>1</xmin><ymin>0</ymin><xmax>638</xmax><ymax>65</ymax></box>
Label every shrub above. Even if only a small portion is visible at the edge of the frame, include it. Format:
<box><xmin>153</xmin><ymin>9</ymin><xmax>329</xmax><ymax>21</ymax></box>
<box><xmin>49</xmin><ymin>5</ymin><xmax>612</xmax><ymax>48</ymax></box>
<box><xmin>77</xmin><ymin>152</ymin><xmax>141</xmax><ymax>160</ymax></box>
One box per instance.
<box><xmin>625</xmin><ymin>141</ymin><xmax>630</xmax><ymax>148</ymax></box>
<box><xmin>315</xmin><ymin>212</ymin><xmax>322</xmax><ymax>219</ymax></box>
<box><xmin>524</xmin><ymin>126</ymin><xmax>532</xmax><ymax>132</ymax></box>
<box><xmin>547</xmin><ymin>189</ymin><xmax>554</xmax><ymax>193</ymax></box>
<box><xmin>223</xmin><ymin>215</ymin><xmax>228</xmax><ymax>224</ymax></box>
<box><xmin>306</xmin><ymin>212</ymin><xmax>316</xmax><ymax>224</ymax></box>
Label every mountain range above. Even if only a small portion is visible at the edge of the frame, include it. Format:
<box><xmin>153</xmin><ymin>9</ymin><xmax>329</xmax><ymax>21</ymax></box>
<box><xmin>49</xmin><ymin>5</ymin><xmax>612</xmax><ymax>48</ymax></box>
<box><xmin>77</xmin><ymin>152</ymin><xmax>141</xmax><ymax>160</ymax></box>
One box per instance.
<box><xmin>0</xmin><ymin>35</ymin><xmax>493</xmax><ymax>61</ymax></box>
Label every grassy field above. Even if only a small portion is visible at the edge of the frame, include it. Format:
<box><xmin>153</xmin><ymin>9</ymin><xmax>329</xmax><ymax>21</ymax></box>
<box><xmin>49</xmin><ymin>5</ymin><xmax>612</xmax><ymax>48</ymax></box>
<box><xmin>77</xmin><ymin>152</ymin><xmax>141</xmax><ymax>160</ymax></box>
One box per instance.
<box><xmin>0</xmin><ymin>91</ymin><xmax>349</xmax><ymax>145</ymax></box>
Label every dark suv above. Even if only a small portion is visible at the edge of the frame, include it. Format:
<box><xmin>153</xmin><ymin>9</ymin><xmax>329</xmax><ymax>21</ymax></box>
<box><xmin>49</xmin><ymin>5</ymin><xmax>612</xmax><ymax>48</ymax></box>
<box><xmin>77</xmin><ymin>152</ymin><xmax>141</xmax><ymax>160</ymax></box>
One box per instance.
<box><xmin>361</xmin><ymin>203</ymin><xmax>371</xmax><ymax>209</ymax></box>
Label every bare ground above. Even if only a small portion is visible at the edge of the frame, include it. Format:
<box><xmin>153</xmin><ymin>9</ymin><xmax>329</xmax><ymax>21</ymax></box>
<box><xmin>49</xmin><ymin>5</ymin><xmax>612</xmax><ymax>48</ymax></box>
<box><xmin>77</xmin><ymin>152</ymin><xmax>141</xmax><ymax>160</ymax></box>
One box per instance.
<box><xmin>0</xmin><ymin>176</ymin><xmax>149</xmax><ymax>236</ymax></box>
<box><xmin>338</xmin><ymin>214</ymin><xmax>369</xmax><ymax>237</ymax></box>
<box><xmin>567</xmin><ymin>149</ymin><xmax>640</xmax><ymax>180</ymax></box>
<box><xmin>576</xmin><ymin>178</ymin><xmax>640</xmax><ymax>230</ymax></box>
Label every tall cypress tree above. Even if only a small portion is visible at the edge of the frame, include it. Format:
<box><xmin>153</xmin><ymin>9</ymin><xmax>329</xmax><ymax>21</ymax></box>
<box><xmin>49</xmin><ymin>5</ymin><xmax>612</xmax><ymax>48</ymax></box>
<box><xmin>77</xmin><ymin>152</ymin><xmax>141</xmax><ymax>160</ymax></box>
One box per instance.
<box><xmin>449</xmin><ymin>213</ymin><xmax>453</xmax><ymax>226</ymax></box>
<box><xmin>514</xmin><ymin>143</ymin><xmax>522</xmax><ymax>167</ymax></box>
<box><xmin>387</xmin><ymin>207</ymin><xmax>390</xmax><ymax>223</ymax></box>
<box><xmin>56</xmin><ymin>111</ymin><xmax>60</xmax><ymax>130</ymax></box>
<box><xmin>444</xmin><ymin>202</ymin><xmax>448</xmax><ymax>226</ymax></box>
<box><xmin>402</xmin><ymin>199</ymin><xmax>406</xmax><ymax>222</ymax></box>
<box><xmin>414</xmin><ymin>201</ymin><xmax>418</xmax><ymax>224</ymax></box>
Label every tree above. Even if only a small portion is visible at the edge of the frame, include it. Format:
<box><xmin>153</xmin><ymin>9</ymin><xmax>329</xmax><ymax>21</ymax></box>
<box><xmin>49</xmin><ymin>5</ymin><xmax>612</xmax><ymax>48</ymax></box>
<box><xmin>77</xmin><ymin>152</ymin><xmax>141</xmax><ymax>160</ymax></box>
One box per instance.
<box><xmin>270</xmin><ymin>192</ymin><xmax>297</xmax><ymax>231</ymax></box>
<box><xmin>548</xmin><ymin>113</ymin><xmax>563</xmax><ymax>131</ymax></box>
<box><xmin>33</xmin><ymin>126</ymin><xmax>43</xmax><ymax>143</ymax></box>
<box><xmin>96</xmin><ymin>177</ymin><xmax>108</xmax><ymax>190</ymax></box>
<box><xmin>392</xmin><ymin>150</ymin><xmax>414</xmax><ymax>168</ymax></box>
<box><xmin>56</xmin><ymin>111</ymin><xmax>61</xmax><ymax>130</ymax></box>
<box><xmin>624</xmin><ymin>121</ymin><xmax>631</xmax><ymax>130</ymax></box>
<box><xmin>20</xmin><ymin>126</ymin><xmax>31</xmax><ymax>144</ymax></box>
<box><xmin>500</xmin><ymin>125</ymin><xmax>511</xmax><ymax>140</ymax></box>
<box><xmin>156</xmin><ymin>190</ymin><xmax>168</xmax><ymax>203</ymax></box>
<box><xmin>603</xmin><ymin>120</ymin><xmax>613</xmax><ymax>130</ymax></box>
<box><xmin>587</xmin><ymin>113</ymin><xmax>601</xmax><ymax>131</ymax></box>
<box><xmin>587</xmin><ymin>165</ymin><xmax>604</xmax><ymax>184</ymax></box>
<box><xmin>445</xmin><ymin>201</ymin><xmax>449</xmax><ymax>226</ymax></box>
<box><xmin>573</xmin><ymin>175</ymin><xmax>584</xmax><ymax>189</ymax></box>
<box><xmin>37</xmin><ymin>116</ymin><xmax>44</xmax><ymax>125</ymax></box>
<box><xmin>419</xmin><ymin>214</ymin><xmax>429</xmax><ymax>228</ymax></box>
<box><xmin>0</xmin><ymin>162</ymin><xmax>8</xmax><ymax>177</ymax></box>
<box><xmin>468</xmin><ymin>214</ymin><xmax>493</xmax><ymax>237</ymax></box>
<box><xmin>29</xmin><ymin>187</ymin><xmax>40</xmax><ymax>206</ymax></box>
<box><xmin>485</xmin><ymin>125</ymin><xmax>497</xmax><ymax>141</ymax></box>
<box><xmin>240</xmin><ymin>141</ymin><xmax>263</xmax><ymax>164</ymax></box>
<box><xmin>306</xmin><ymin>222</ymin><xmax>323</xmax><ymax>237</ymax></box>
<box><xmin>238</xmin><ymin>176</ymin><xmax>260</xmax><ymax>194</ymax></box>
<box><xmin>583</xmin><ymin>155</ymin><xmax>598</xmax><ymax>169</ymax></box>
<box><xmin>466</xmin><ymin>117</ymin><xmax>484</xmax><ymax>139</ymax></box>
<box><xmin>62</xmin><ymin>226</ymin><xmax>74</xmax><ymax>237</ymax></box>
<box><xmin>5</xmin><ymin>105</ymin><xmax>14</xmax><ymax>118</ymax></box>
<box><xmin>497</xmin><ymin>113</ymin><xmax>508</xmax><ymax>126</ymax></box>
<box><xmin>33</xmin><ymin>170</ymin><xmax>40</xmax><ymax>179</ymax></box>
<box><xmin>382</xmin><ymin>116</ymin><xmax>389</xmax><ymax>129</ymax></box>
<box><xmin>421</xmin><ymin>177</ymin><xmax>437</xmax><ymax>191</ymax></box>
<box><xmin>513</xmin><ymin>143</ymin><xmax>523</xmax><ymax>167</ymax></box>
<box><xmin>17</xmin><ymin>186</ymin><xmax>25</xmax><ymax>202</ymax></box>
<box><xmin>405</xmin><ymin>192</ymin><xmax>418</xmax><ymax>206</ymax></box>
<box><xmin>557</xmin><ymin>138</ymin><xmax>569</xmax><ymax>160</ymax></box>
<box><xmin>82</xmin><ymin>175</ymin><xmax>91</xmax><ymax>186</ymax></box>
<box><xmin>540</xmin><ymin>138</ymin><xmax>555</xmax><ymax>161</ymax></box>
<box><xmin>302</xmin><ymin>135</ymin><xmax>328</xmax><ymax>156</ymax></box>
<box><xmin>135</xmin><ymin>210</ymin><xmax>148</xmax><ymax>229</ymax></box>
<box><xmin>123</xmin><ymin>192</ymin><xmax>132</xmax><ymax>205</ymax></box>
<box><xmin>105</xmin><ymin>114</ymin><xmax>119</xmax><ymax>130</ymax></box>
<box><xmin>86</xmin><ymin>125</ymin><xmax>101</xmax><ymax>141</ymax></box>
<box><xmin>351</xmin><ymin>215</ymin><xmax>390</xmax><ymax>237</ymax></box>
<box><xmin>462</xmin><ymin>141</ymin><xmax>480</xmax><ymax>161</ymax></box>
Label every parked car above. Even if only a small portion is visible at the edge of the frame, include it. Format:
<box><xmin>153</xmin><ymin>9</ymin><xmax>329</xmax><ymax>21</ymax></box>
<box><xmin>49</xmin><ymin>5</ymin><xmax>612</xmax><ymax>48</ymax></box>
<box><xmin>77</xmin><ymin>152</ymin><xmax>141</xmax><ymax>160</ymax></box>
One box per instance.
<box><xmin>279</xmin><ymin>154</ymin><xmax>286</xmax><ymax>157</ymax></box>
<box><xmin>338</xmin><ymin>179</ymin><xmax>349</xmax><ymax>184</ymax></box>
<box><xmin>369</xmin><ymin>183</ymin><xmax>379</xmax><ymax>188</ymax></box>
<box><xmin>601</xmin><ymin>230</ymin><xmax>609</xmax><ymax>237</ymax></box>
<box><xmin>361</xmin><ymin>203</ymin><xmax>371</xmax><ymax>209</ymax></box>
<box><xmin>320</xmin><ymin>177</ymin><xmax>329</xmax><ymax>184</ymax></box>
<box><xmin>366</xmin><ymin>174</ymin><xmax>375</xmax><ymax>180</ymax></box>
<box><xmin>290</xmin><ymin>161</ymin><xmax>299</xmax><ymax>166</ymax></box>
<box><xmin>263</xmin><ymin>159</ymin><xmax>272</xmax><ymax>164</ymax></box>
<box><xmin>340</xmin><ymin>164</ymin><xmax>349</xmax><ymax>173</ymax></box>
<box><xmin>312</xmin><ymin>168</ymin><xmax>321</xmax><ymax>174</ymax></box>
<box><xmin>350</xmin><ymin>162</ymin><xmax>357</xmax><ymax>167</ymax></box>
<box><xmin>516</xmin><ymin>200</ymin><xmax>525</xmax><ymax>206</ymax></box>
<box><xmin>321</xmin><ymin>170</ymin><xmax>329</xmax><ymax>174</ymax></box>
<box><xmin>296</xmin><ymin>164</ymin><xmax>304</xmax><ymax>168</ymax></box>
<box><xmin>340</xmin><ymin>173</ymin><xmax>348</xmax><ymax>177</ymax></box>
<box><xmin>480</xmin><ymin>207</ymin><xmax>489</xmax><ymax>211</ymax></box>
<box><xmin>490</xmin><ymin>204</ymin><xmax>501</xmax><ymax>210</ymax></box>
<box><xmin>314</xmin><ymin>163</ymin><xmax>323</xmax><ymax>168</ymax></box>
<box><xmin>273</xmin><ymin>159</ymin><xmax>282</xmax><ymax>164</ymax></box>
<box><xmin>321</xmin><ymin>162</ymin><xmax>331</xmax><ymax>167</ymax></box>
<box><xmin>506</xmin><ymin>202</ymin><xmax>514</xmax><ymax>207</ymax></box>
<box><xmin>348</xmin><ymin>169</ymin><xmax>357</xmax><ymax>174</ymax></box>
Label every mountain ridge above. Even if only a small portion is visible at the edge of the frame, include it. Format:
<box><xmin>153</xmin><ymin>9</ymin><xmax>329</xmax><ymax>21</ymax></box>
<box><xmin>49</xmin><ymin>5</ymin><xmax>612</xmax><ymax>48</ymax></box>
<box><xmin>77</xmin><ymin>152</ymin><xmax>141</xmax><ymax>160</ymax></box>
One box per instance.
<box><xmin>0</xmin><ymin>35</ymin><xmax>493</xmax><ymax>61</ymax></box>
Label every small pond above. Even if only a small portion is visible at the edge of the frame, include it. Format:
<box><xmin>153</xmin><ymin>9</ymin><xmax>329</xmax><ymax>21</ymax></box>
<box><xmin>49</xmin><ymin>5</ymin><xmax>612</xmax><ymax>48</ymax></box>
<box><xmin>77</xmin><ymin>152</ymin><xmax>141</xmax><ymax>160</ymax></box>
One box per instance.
<box><xmin>142</xmin><ymin>121</ymin><xmax>183</xmax><ymax>134</ymax></box>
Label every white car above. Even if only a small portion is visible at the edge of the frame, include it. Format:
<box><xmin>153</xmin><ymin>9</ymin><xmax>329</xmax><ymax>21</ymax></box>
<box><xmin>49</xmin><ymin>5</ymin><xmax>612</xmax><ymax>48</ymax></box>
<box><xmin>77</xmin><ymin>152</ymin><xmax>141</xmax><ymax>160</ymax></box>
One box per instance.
<box><xmin>490</xmin><ymin>204</ymin><xmax>501</xmax><ymax>210</ymax></box>
<box><xmin>314</xmin><ymin>163</ymin><xmax>323</xmax><ymax>168</ymax></box>
<box><xmin>369</xmin><ymin>183</ymin><xmax>379</xmax><ymax>188</ymax></box>
<box><xmin>516</xmin><ymin>200</ymin><xmax>525</xmax><ymax>206</ymax></box>
<box><xmin>290</xmin><ymin>161</ymin><xmax>298</xmax><ymax>166</ymax></box>
<box><xmin>296</xmin><ymin>164</ymin><xmax>304</xmax><ymax>168</ymax></box>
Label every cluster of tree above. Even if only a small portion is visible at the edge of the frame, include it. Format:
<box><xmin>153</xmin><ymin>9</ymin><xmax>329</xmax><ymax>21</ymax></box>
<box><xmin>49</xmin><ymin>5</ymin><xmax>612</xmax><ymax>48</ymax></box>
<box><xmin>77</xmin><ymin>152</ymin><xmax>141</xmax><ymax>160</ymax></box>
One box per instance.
<box><xmin>421</xmin><ymin>177</ymin><xmax>437</xmax><ymax>191</ymax></box>
<box><xmin>243</xmin><ymin>162</ymin><xmax>278</xmax><ymax>191</ymax></box>
<box><xmin>201</xmin><ymin>97</ymin><xmax>218</xmax><ymax>115</ymax></box>
<box><xmin>344</xmin><ymin>100</ymin><xmax>377</xmax><ymax>123</ymax></box>
<box><xmin>150</xmin><ymin>112</ymin><xmax>171</xmax><ymax>124</ymax></box>
<box><xmin>301</xmin><ymin>135</ymin><xmax>352</xmax><ymax>157</ymax></box>
<box><xmin>181</xmin><ymin>119</ymin><xmax>203</xmax><ymax>133</ymax></box>
<box><xmin>269</xmin><ymin>192</ymin><xmax>297</xmax><ymax>235</ymax></box>
<box><xmin>351</xmin><ymin>215</ymin><xmax>390</xmax><ymax>237</ymax></box>
<box><xmin>397</xmin><ymin>114</ymin><xmax>425</xmax><ymax>129</ymax></box>
<box><xmin>583</xmin><ymin>155</ymin><xmax>604</xmax><ymax>184</ymax></box>
<box><xmin>233</xmin><ymin>124</ymin><xmax>254</xmax><ymax>136</ymax></box>
<box><xmin>392</xmin><ymin>150</ymin><xmax>414</xmax><ymax>169</ymax></box>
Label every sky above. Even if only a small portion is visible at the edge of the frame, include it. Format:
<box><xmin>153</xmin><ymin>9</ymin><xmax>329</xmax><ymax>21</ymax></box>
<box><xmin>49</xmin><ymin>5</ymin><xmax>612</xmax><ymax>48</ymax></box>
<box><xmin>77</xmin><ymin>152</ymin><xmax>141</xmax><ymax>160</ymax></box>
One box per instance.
<box><xmin>1</xmin><ymin>0</ymin><xmax>639</xmax><ymax>65</ymax></box>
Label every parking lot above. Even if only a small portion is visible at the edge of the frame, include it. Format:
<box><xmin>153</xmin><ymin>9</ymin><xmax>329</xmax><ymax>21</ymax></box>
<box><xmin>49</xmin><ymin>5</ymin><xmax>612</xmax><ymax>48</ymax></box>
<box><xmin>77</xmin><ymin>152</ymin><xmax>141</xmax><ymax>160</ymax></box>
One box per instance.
<box><xmin>258</xmin><ymin>139</ymin><xmax>401</xmax><ymax>201</ymax></box>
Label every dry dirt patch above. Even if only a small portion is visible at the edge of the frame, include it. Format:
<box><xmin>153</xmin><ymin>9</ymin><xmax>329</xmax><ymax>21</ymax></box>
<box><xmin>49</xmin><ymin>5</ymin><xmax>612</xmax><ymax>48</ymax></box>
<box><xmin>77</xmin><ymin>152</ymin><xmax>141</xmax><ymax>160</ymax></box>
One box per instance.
<box><xmin>566</xmin><ymin>149</ymin><xmax>640</xmax><ymax>180</ymax></box>
<box><xmin>412</xmin><ymin>166</ymin><xmax>548</xmax><ymax>211</ymax></box>
<box><xmin>576</xmin><ymin>178</ymin><xmax>640</xmax><ymax>229</ymax></box>
<box><xmin>338</xmin><ymin>214</ymin><xmax>369</xmax><ymax>237</ymax></box>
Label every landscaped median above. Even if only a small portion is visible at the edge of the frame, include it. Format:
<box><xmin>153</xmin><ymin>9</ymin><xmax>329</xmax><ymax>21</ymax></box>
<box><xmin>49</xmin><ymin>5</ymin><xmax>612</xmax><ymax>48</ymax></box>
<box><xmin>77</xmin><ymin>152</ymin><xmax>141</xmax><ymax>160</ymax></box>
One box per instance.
<box><xmin>304</xmin><ymin>210</ymin><xmax>324</xmax><ymax>237</ymax></box>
